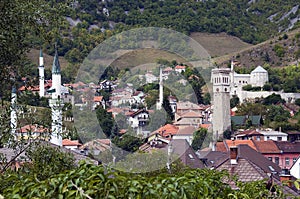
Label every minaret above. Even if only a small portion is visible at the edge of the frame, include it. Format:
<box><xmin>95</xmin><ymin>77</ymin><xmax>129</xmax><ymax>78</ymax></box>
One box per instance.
<box><xmin>211</xmin><ymin>68</ymin><xmax>231</xmax><ymax>151</ymax></box>
<box><xmin>156</xmin><ymin>67</ymin><xmax>163</xmax><ymax>110</ymax></box>
<box><xmin>10</xmin><ymin>86</ymin><xmax>17</xmax><ymax>135</ymax></box>
<box><xmin>49</xmin><ymin>46</ymin><xmax>63</xmax><ymax>146</ymax></box>
<box><xmin>39</xmin><ymin>49</ymin><xmax>45</xmax><ymax>97</ymax></box>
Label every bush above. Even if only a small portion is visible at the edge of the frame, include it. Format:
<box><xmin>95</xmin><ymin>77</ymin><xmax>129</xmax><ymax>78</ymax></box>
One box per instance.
<box><xmin>263</xmin><ymin>83</ymin><xmax>271</xmax><ymax>91</ymax></box>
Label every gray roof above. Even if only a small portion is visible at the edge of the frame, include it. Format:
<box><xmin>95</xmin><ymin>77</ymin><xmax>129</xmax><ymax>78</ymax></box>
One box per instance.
<box><xmin>251</xmin><ymin>66</ymin><xmax>267</xmax><ymax>73</ymax></box>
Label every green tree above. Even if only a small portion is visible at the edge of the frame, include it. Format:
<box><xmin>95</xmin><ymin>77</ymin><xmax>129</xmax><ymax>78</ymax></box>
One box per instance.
<box><xmin>191</xmin><ymin>128</ymin><xmax>207</xmax><ymax>151</ymax></box>
<box><xmin>230</xmin><ymin>95</ymin><xmax>240</xmax><ymax>108</ymax></box>
<box><xmin>263</xmin><ymin>93</ymin><xmax>285</xmax><ymax>105</ymax></box>
<box><xmin>95</xmin><ymin>106</ymin><xmax>115</xmax><ymax>137</ymax></box>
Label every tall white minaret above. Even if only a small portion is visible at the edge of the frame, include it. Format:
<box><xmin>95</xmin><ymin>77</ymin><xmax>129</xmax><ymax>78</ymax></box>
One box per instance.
<box><xmin>156</xmin><ymin>66</ymin><xmax>163</xmax><ymax>110</ymax></box>
<box><xmin>49</xmin><ymin>46</ymin><xmax>63</xmax><ymax>146</ymax></box>
<box><xmin>10</xmin><ymin>86</ymin><xmax>17</xmax><ymax>135</ymax></box>
<box><xmin>39</xmin><ymin>49</ymin><xmax>45</xmax><ymax>97</ymax></box>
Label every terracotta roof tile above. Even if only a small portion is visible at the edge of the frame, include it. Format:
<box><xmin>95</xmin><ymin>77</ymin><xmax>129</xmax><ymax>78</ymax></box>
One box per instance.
<box><xmin>62</xmin><ymin>139</ymin><xmax>82</xmax><ymax>146</ymax></box>
<box><xmin>253</xmin><ymin>140</ymin><xmax>281</xmax><ymax>153</ymax></box>
<box><xmin>94</xmin><ymin>96</ymin><xmax>103</xmax><ymax>102</ymax></box>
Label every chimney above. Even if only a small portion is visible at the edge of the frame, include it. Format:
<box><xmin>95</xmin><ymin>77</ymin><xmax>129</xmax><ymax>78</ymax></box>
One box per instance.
<box><xmin>279</xmin><ymin>168</ymin><xmax>293</xmax><ymax>187</ymax></box>
<box><xmin>230</xmin><ymin>146</ymin><xmax>238</xmax><ymax>165</ymax></box>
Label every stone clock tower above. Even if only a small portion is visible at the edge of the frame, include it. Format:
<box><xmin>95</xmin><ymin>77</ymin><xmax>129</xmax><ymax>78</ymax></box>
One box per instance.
<box><xmin>211</xmin><ymin>68</ymin><xmax>231</xmax><ymax>143</ymax></box>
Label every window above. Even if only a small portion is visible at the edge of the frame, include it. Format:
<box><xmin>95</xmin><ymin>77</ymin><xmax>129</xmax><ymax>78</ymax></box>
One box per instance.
<box><xmin>268</xmin><ymin>157</ymin><xmax>273</xmax><ymax>162</ymax></box>
<box><xmin>293</xmin><ymin>157</ymin><xmax>297</xmax><ymax>164</ymax></box>
<box><xmin>285</xmin><ymin>158</ymin><xmax>290</xmax><ymax>166</ymax></box>
<box><xmin>275</xmin><ymin>157</ymin><xmax>279</xmax><ymax>165</ymax></box>
<box><xmin>256</xmin><ymin>136</ymin><xmax>260</xmax><ymax>141</ymax></box>
<box><xmin>277</xmin><ymin>137</ymin><xmax>282</xmax><ymax>141</ymax></box>
<box><xmin>267</xmin><ymin>136</ymin><xmax>270</xmax><ymax>140</ymax></box>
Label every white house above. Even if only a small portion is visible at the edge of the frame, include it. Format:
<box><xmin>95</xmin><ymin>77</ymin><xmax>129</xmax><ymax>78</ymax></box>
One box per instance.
<box><xmin>258</xmin><ymin>129</ymin><xmax>288</xmax><ymax>141</ymax></box>
<box><xmin>62</xmin><ymin>139</ymin><xmax>82</xmax><ymax>150</ymax></box>
<box><xmin>290</xmin><ymin>156</ymin><xmax>300</xmax><ymax>179</ymax></box>
<box><xmin>127</xmin><ymin>109</ymin><xmax>149</xmax><ymax>129</ymax></box>
<box><xmin>174</xmin><ymin>65</ymin><xmax>186</xmax><ymax>73</ymax></box>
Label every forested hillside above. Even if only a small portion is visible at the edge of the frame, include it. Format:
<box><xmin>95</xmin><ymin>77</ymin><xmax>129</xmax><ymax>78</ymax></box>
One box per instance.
<box><xmin>29</xmin><ymin>0</ymin><xmax>300</xmax><ymax>65</ymax></box>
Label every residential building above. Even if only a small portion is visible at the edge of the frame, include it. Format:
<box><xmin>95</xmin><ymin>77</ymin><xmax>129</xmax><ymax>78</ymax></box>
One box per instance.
<box><xmin>62</xmin><ymin>139</ymin><xmax>82</xmax><ymax>150</ymax></box>
<box><xmin>258</xmin><ymin>129</ymin><xmax>288</xmax><ymax>141</ymax></box>
<box><xmin>290</xmin><ymin>156</ymin><xmax>300</xmax><ymax>179</ymax></box>
<box><xmin>174</xmin><ymin>65</ymin><xmax>186</xmax><ymax>73</ymax></box>
<box><xmin>127</xmin><ymin>109</ymin><xmax>149</xmax><ymax>133</ymax></box>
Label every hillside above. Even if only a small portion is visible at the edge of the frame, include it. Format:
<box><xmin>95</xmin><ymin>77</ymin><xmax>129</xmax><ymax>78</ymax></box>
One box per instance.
<box><xmin>214</xmin><ymin>28</ymin><xmax>300</xmax><ymax>68</ymax></box>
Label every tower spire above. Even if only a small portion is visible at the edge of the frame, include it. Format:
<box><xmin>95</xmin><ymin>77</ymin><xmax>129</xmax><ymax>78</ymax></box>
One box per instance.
<box><xmin>52</xmin><ymin>44</ymin><xmax>61</xmax><ymax>75</ymax></box>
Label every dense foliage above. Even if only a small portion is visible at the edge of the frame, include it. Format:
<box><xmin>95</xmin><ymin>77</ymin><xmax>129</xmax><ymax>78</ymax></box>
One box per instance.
<box><xmin>0</xmin><ymin>162</ymin><xmax>290</xmax><ymax>199</ymax></box>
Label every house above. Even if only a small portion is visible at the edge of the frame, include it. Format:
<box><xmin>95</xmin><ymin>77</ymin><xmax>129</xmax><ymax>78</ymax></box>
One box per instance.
<box><xmin>127</xmin><ymin>109</ymin><xmax>149</xmax><ymax>131</ymax></box>
<box><xmin>174</xmin><ymin>65</ymin><xmax>186</xmax><ymax>73</ymax></box>
<box><xmin>216</xmin><ymin>139</ymin><xmax>300</xmax><ymax>170</ymax></box>
<box><xmin>132</xmin><ymin>91</ymin><xmax>145</xmax><ymax>104</ymax></box>
<box><xmin>172</xmin><ymin>126</ymin><xmax>197</xmax><ymax>145</ymax></box>
<box><xmin>16</xmin><ymin>124</ymin><xmax>49</xmax><ymax>141</ymax></box>
<box><xmin>205</xmin><ymin>145</ymin><xmax>299</xmax><ymax>196</ymax></box>
<box><xmin>99</xmin><ymin>79</ymin><xmax>114</xmax><ymax>90</ymax></box>
<box><xmin>62</xmin><ymin>139</ymin><xmax>82</xmax><ymax>150</ymax></box>
<box><xmin>139</xmin><ymin>134</ymin><xmax>170</xmax><ymax>152</ymax></box>
<box><xmin>234</xmin><ymin>129</ymin><xmax>263</xmax><ymax>140</ymax></box>
<box><xmin>174</xmin><ymin>110</ymin><xmax>203</xmax><ymax>129</ymax></box>
<box><xmin>79</xmin><ymin>139</ymin><xmax>111</xmax><ymax>156</ymax></box>
<box><xmin>168</xmin><ymin>95</ymin><xmax>177</xmax><ymax>113</ymax></box>
<box><xmin>176</xmin><ymin>101</ymin><xmax>203</xmax><ymax>116</ymax></box>
<box><xmin>93</xmin><ymin>95</ymin><xmax>105</xmax><ymax>109</ymax></box>
<box><xmin>164</xmin><ymin>139</ymin><xmax>204</xmax><ymax>169</ymax></box>
<box><xmin>286</xmin><ymin>131</ymin><xmax>300</xmax><ymax>142</ymax></box>
<box><xmin>149</xmin><ymin>124</ymin><xmax>179</xmax><ymax>140</ymax></box>
<box><xmin>162</xmin><ymin>67</ymin><xmax>173</xmax><ymax>79</ymax></box>
<box><xmin>258</xmin><ymin>129</ymin><xmax>288</xmax><ymax>141</ymax></box>
<box><xmin>275</xmin><ymin>141</ymin><xmax>300</xmax><ymax>169</ymax></box>
<box><xmin>290</xmin><ymin>156</ymin><xmax>300</xmax><ymax>179</ymax></box>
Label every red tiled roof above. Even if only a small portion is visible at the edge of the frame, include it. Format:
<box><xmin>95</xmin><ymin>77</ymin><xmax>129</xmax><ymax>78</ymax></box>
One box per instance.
<box><xmin>163</xmin><ymin>67</ymin><xmax>173</xmax><ymax>72</ymax></box>
<box><xmin>200</xmin><ymin>123</ymin><xmax>211</xmax><ymax>129</ymax></box>
<box><xmin>225</xmin><ymin>140</ymin><xmax>257</xmax><ymax>151</ymax></box>
<box><xmin>236</xmin><ymin>129</ymin><xmax>262</xmax><ymax>136</ymax></box>
<box><xmin>175</xmin><ymin>65</ymin><xmax>186</xmax><ymax>69</ymax></box>
<box><xmin>94</xmin><ymin>96</ymin><xmax>103</xmax><ymax>102</ymax></box>
<box><xmin>18</xmin><ymin>85</ymin><xmax>40</xmax><ymax>91</ymax></box>
<box><xmin>151</xmin><ymin>124</ymin><xmax>179</xmax><ymax>137</ymax></box>
<box><xmin>119</xmin><ymin>129</ymin><xmax>127</xmax><ymax>134</ymax></box>
<box><xmin>62</xmin><ymin>139</ymin><xmax>82</xmax><ymax>146</ymax></box>
<box><xmin>216</xmin><ymin>141</ymin><xmax>227</xmax><ymax>152</ymax></box>
<box><xmin>19</xmin><ymin>124</ymin><xmax>48</xmax><ymax>133</ymax></box>
<box><xmin>253</xmin><ymin>140</ymin><xmax>281</xmax><ymax>153</ymax></box>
